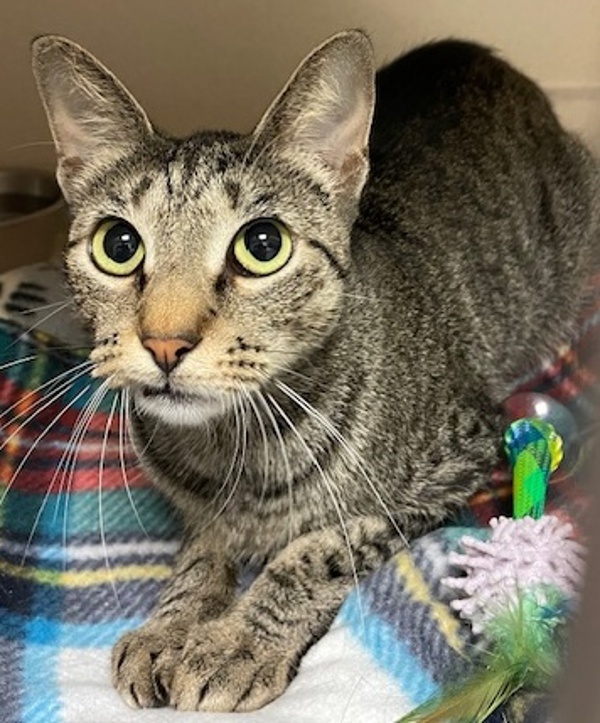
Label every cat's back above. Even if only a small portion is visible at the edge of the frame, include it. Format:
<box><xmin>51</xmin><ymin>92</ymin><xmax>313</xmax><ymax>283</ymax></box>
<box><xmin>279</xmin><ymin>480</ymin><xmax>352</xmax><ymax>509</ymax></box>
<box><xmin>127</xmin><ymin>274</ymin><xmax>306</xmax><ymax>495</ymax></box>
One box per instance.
<box><xmin>357</xmin><ymin>39</ymin><xmax>600</xmax><ymax>389</ymax></box>
<box><xmin>370</xmin><ymin>40</ymin><xmax>573</xmax><ymax>174</ymax></box>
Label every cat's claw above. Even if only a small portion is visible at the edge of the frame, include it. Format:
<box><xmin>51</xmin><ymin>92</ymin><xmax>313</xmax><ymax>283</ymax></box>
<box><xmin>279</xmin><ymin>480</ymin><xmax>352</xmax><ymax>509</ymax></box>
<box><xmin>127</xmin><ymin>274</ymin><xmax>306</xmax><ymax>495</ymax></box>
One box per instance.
<box><xmin>111</xmin><ymin>624</ymin><xmax>185</xmax><ymax>709</ymax></box>
<box><xmin>168</xmin><ymin>618</ymin><xmax>294</xmax><ymax>712</ymax></box>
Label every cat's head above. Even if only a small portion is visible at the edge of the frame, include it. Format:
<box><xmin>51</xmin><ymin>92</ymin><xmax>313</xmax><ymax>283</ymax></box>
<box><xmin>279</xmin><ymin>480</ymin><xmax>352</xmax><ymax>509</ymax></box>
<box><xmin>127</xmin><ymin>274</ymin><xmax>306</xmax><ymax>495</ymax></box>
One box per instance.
<box><xmin>31</xmin><ymin>31</ymin><xmax>374</xmax><ymax>425</ymax></box>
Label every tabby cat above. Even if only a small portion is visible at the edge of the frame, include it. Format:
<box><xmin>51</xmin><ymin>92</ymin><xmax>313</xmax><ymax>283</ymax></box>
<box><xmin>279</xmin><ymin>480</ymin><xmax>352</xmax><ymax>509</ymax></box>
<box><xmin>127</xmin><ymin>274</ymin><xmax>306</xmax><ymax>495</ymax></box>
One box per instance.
<box><xmin>31</xmin><ymin>30</ymin><xmax>599</xmax><ymax>712</ymax></box>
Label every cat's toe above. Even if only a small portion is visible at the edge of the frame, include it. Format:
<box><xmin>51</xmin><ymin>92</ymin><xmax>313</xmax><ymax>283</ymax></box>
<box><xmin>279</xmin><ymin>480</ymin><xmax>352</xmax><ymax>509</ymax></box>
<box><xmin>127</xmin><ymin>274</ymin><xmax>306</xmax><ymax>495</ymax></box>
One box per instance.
<box><xmin>170</xmin><ymin>620</ymin><xmax>293</xmax><ymax>712</ymax></box>
<box><xmin>111</xmin><ymin>624</ymin><xmax>185</xmax><ymax>709</ymax></box>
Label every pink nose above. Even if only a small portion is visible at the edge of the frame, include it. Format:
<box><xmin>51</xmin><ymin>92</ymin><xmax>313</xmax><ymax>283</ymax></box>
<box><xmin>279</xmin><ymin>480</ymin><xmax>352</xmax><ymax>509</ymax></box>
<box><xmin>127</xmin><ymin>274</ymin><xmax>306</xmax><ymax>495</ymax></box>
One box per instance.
<box><xmin>142</xmin><ymin>337</ymin><xmax>196</xmax><ymax>373</ymax></box>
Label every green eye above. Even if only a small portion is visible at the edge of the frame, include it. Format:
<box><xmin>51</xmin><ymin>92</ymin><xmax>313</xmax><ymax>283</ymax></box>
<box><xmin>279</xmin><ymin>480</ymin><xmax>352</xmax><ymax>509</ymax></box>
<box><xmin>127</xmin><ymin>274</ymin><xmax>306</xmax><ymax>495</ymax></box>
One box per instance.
<box><xmin>232</xmin><ymin>219</ymin><xmax>292</xmax><ymax>276</ymax></box>
<box><xmin>90</xmin><ymin>219</ymin><xmax>145</xmax><ymax>276</ymax></box>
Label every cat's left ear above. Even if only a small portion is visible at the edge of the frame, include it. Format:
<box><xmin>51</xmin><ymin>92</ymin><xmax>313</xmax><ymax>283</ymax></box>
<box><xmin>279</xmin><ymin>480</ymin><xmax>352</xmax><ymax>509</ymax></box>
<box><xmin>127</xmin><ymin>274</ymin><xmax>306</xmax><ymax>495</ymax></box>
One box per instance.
<box><xmin>253</xmin><ymin>30</ymin><xmax>375</xmax><ymax>200</ymax></box>
<box><xmin>31</xmin><ymin>35</ymin><xmax>154</xmax><ymax>203</ymax></box>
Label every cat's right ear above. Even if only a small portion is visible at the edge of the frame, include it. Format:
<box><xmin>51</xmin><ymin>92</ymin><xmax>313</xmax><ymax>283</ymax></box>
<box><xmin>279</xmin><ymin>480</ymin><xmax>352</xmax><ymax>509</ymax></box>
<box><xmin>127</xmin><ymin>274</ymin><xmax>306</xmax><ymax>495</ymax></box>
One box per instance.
<box><xmin>31</xmin><ymin>35</ymin><xmax>154</xmax><ymax>202</ymax></box>
<box><xmin>252</xmin><ymin>30</ymin><xmax>375</xmax><ymax>201</ymax></box>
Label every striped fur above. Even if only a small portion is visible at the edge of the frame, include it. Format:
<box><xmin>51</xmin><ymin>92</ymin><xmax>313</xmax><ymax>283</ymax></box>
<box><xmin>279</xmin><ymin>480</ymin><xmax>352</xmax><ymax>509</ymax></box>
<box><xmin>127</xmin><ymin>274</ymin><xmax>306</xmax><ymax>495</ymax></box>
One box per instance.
<box><xmin>31</xmin><ymin>31</ymin><xmax>600</xmax><ymax>711</ymax></box>
<box><xmin>0</xmin><ymin>266</ymin><xmax>598</xmax><ymax>721</ymax></box>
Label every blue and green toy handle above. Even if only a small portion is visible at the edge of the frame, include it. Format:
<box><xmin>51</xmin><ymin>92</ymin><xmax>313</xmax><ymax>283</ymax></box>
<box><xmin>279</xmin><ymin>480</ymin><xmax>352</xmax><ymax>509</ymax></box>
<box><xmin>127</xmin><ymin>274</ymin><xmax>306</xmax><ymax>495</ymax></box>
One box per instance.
<box><xmin>504</xmin><ymin>417</ymin><xmax>564</xmax><ymax>519</ymax></box>
<box><xmin>398</xmin><ymin>401</ymin><xmax>576</xmax><ymax>723</ymax></box>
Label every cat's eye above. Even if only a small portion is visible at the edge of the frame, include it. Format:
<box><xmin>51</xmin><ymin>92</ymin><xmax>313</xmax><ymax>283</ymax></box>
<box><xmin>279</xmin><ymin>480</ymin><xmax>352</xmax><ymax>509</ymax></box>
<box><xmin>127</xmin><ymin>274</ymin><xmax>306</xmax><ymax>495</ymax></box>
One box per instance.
<box><xmin>90</xmin><ymin>219</ymin><xmax>145</xmax><ymax>276</ymax></box>
<box><xmin>232</xmin><ymin>219</ymin><xmax>292</xmax><ymax>276</ymax></box>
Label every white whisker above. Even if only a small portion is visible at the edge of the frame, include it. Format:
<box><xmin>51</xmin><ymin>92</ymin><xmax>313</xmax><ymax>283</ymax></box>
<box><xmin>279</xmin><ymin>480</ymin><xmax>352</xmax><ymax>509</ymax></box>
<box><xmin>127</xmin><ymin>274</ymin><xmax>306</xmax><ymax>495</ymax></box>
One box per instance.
<box><xmin>0</xmin><ymin>354</ymin><xmax>39</xmax><ymax>372</ymax></box>
<box><xmin>0</xmin><ymin>365</ymin><xmax>94</xmax><ymax>457</ymax></box>
<box><xmin>50</xmin><ymin>383</ymin><xmax>104</xmax><ymax>522</ymax></box>
<box><xmin>5</xmin><ymin>140</ymin><xmax>57</xmax><ymax>152</ymax></box>
<box><xmin>240</xmin><ymin>387</ymin><xmax>270</xmax><ymax>503</ymax></box>
<box><xmin>198</xmin><ymin>393</ymin><xmax>244</xmax><ymax>533</ymax></box>
<box><xmin>99</xmin><ymin>389</ymin><xmax>122</xmax><ymax>607</ymax></box>
<box><xmin>254</xmin><ymin>390</ymin><xmax>294</xmax><ymax>543</ymax></box>
<box><xmin>266</xmin><ymin>392</ymin><xmax>364</xmax><ymax>619</ymax></box>
<box><xmin>20</xmin><ymin>383</ymin><xmax>93</xmax><ymax>564</ymax></box>
<box><xmin>219</xmin><ymin>391</ymin><xmax>248</xmax><ymax>516</ymax></box>
<box><xmin>129</xmin><ymin>397</ymin><xmax>162</xmax><ymax>459</ymax></box>
<box><xmin>275</xmin><ymin>379</ymin><xmax>408</xmax><ymax>548</ymax></box>
<box><xmin>119</xmin><ymin>389</ymin><xmax>147</xmax><ymax>536</ymax></box>
<box><xmin>1</xmin><ymin>382</ymin><xmax>90</xmax><ymax>521</ymax></box>
<box><xmin>59</xmin><ymin>381</ymin><xmax>112</xmax><ymax>566</ymax></box>
<box><xmin>341</xmin><ymin>292</ymin><xmax>374</xmax><ymax>302</ymax></box>
<box><xmin>0</xmin><ymin>360</ymin><xmax>93</xmax><ymax>428</ymax></box>
<box><xmin>19</xmin><ymin>299</ymin><xmax>73</xmax><ymax>316</ymax></box>
<box><xmin>269</xmin><ymin>363</ymin><xmax>328</xmax><ymax>390</ymax></box>
<box><xmin>10</xmin><ymin>301</ymin><xmax>71</xmax><ymax>347</ymax></box>
<box><xmin>239</xmin><ymin>129</ymin><xmax>281</xmax><ymax>181</ymax></box>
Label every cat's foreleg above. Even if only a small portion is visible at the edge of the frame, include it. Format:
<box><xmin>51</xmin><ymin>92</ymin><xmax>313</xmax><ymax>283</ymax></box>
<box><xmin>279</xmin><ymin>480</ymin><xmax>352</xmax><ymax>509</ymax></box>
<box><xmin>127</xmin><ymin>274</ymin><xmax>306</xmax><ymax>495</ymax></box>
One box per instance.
<box><xmin>168</xmin><ymin>516</ymin><xmax>400</xmax><ymax>712</ymax></box>
<box><xmin>112</xmin><ymin>534</ymin><xmax>236</xmax><ymax>708</ymax></box>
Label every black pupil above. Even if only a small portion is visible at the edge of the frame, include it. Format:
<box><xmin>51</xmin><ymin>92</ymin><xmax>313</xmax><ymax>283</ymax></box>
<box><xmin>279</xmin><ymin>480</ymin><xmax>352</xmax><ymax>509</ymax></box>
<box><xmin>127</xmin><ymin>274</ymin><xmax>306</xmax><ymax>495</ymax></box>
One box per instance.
<box><xmin>244</xmin><ymin>222</ymin><xmax>282</xmax><ymax>262</ymax></box>
<box><xmin>104</xmin><ymin>223</ymin><xmax>140</xmax><ymax>263</ymax></box>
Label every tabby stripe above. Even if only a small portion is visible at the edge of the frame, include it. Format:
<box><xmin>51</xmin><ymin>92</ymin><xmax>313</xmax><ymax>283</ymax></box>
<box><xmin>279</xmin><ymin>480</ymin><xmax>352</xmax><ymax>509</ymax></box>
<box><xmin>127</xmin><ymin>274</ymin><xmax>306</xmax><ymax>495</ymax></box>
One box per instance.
<box><xmin>302</xmin><ymin>178</ymin><xmax>332</xmax><ymax>209</ymax></box>
<box><xmin>9</xmin><ymin>291</ymin><xmax>46</xmax><ymax>305</ymax></box>
<box><xmin>165</xmin><ymin>145</ymin><xmax>179</xmax><ymax>198</ymax></box>
<box><xmin>252</xmin><ymin>602</ymin><xmax>290</xmax><ymax>627</ymax></box>
<box><xmin>225</xmin><ymin>179</ymin><xmax>241</xmax><ymax>207</ymax></box>
<box><xmin>256</xmin><ymin>434</ymin><xmax>337</xmax><ymax>502</ymax></box>
<box><xmin>181</xmin><ymin>142</ymin><xmax>203</xmax><ymax>185</ymax></box>
<box><xmin>324</xmin><ymin>552</ymin><xmax>346</xmax><ymax>579</ymax></box>
<box><xmin>17</xmin><ymin>282</ymin><xmax>46</xmax><ymax>292</ymax></box>
<box><xmin>245</xmin><ymin>615</ymin><xmax>283</xmax><ymax>640</ymax></box>
<box><xmin>307</xmin><ymin>239</ymin><xmax>348</xmax><ymax>279</ymax></box>
<box><xmin>246</xmin><ymin>192</ymin><xmax>275</xmax><ymax>213</ymax></box>
<box><xmin>66</xmin><ymin>233</ymin><xmax>86</xmax><ymax>249</ymax></box>
<box><xmin>264</xmin><ymin>567</ymin><xmax>299</xmax><ymax>591</ymax></box>
<box><xmin>106</xmin><ymin>191</ymin><xmax>126</xmax><ymax>209</ymax></box>
<box><xmin>130</xmin><ymin>175</ymin><xmax>153</xmax><ymax>206</ymax></box>
<box><xmin>4</xmin><ymin>303</ymin><xmax>30</xmax><ymax>314</ymax></box>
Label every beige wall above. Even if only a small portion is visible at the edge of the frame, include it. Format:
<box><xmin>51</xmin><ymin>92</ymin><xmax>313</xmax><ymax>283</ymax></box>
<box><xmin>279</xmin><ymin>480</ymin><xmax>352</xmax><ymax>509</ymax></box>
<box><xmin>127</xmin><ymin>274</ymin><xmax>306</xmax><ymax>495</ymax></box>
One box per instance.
<box><xmin>2</xmin><ymin>0</ymin><xmax>600</xmax><ymax>174</ymax></box>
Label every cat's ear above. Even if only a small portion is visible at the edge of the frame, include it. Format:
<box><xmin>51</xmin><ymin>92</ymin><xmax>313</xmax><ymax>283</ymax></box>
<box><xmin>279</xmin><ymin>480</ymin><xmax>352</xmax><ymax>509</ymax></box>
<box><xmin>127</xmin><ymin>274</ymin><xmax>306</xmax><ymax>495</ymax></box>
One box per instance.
<box><xmin>253</xmin><ymin>30</ymin><xmax>375</xmax><ymax>199</ymax></box>
<box><xmin>31</xmin><ymin>35</ymin><xmax>154</xmax><ymax>202</ymax></box>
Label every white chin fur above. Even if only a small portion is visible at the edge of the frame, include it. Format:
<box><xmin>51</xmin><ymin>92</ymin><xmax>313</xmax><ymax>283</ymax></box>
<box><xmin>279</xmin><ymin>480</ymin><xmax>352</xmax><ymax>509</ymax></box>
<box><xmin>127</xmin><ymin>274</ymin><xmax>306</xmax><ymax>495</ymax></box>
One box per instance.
<box><xmin>134</xmin><ymin>391</ymin><xmax>226</xmax><ymax>426</ymax></box>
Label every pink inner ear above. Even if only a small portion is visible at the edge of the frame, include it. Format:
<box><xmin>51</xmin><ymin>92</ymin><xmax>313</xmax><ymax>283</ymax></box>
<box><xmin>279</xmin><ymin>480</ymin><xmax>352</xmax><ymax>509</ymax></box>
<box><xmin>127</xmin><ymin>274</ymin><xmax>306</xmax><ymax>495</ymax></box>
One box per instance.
<box><xmin>53</xmin><ymin>102</ymin><xmax>99</xmax><ymax>163</ymax></box>
<box><xmin>319</xmin><ymin>96</ymin><xmax>372</xmax><ymax>172</ymax></box>
<box><xmin>337</xmin><ymin>148</ymin><xmax>369</xmax><ymax>186</ymax></box>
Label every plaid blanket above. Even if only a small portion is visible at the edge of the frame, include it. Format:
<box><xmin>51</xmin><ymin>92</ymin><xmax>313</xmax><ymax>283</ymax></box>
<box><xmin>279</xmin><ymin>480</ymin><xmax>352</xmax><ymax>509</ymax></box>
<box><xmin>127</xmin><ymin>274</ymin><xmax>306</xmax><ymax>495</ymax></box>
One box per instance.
<box><xmin>0</xmin><ymin>263</ymin><xmax>598</xmax><ymax>723</ymax></box>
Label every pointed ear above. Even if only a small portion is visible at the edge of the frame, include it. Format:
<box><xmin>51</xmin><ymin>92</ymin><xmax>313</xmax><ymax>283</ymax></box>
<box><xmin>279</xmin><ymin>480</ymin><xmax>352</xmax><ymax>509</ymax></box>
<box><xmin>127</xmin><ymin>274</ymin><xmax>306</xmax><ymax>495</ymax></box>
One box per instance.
<box><xmin>253</xmin><ymin>30</ymin><xmax>375</xmax><ymax>199</ymax></box>
<box><xmin>31</xmin><ymin>35</ymin><xmax>154</xmax><ymax>202</ymax></box>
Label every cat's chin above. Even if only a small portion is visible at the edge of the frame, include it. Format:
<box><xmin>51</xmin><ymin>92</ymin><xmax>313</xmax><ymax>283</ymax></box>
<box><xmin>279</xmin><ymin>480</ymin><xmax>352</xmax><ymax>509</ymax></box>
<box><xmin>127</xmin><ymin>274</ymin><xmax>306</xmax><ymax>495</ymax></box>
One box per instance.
<box><xmin>133</xmin><ymin>386</ymin><xmax>227</xmax><ymax>427</ymax></box>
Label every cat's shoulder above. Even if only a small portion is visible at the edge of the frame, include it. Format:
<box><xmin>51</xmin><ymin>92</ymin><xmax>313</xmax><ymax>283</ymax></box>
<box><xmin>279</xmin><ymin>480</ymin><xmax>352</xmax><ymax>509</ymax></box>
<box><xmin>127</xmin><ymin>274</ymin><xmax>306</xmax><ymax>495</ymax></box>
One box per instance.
<box><xmin>376</xmin><ymin>38</ymin><xmax>521</xmax><ymax>93</ymax></box>
<box><xmin>371</xmin><ymin>38</ymin><xmax>555</xmax><ymax>158</ymax></box>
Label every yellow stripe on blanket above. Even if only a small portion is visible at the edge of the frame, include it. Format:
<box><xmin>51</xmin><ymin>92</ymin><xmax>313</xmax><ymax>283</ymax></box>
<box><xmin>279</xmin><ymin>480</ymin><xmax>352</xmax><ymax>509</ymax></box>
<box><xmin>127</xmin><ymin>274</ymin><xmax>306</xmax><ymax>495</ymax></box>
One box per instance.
<box><xmin>0</xmin><ymin>558</ymin><xmax>171</xmax><ymax>587</ymax></box>
<box><xmin>395</xmin><ymin>551</ymin><xmax>464</xmax><ymax>653</ymax></box>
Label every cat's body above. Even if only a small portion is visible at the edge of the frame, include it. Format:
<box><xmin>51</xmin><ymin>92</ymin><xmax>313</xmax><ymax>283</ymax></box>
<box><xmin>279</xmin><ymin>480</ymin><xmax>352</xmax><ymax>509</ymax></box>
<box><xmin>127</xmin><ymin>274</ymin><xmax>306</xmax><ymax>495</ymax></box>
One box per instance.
<box><xmin>32</xmin><ymin>32</ymin><xmax>599</xmax><ymax>712</ymax></box>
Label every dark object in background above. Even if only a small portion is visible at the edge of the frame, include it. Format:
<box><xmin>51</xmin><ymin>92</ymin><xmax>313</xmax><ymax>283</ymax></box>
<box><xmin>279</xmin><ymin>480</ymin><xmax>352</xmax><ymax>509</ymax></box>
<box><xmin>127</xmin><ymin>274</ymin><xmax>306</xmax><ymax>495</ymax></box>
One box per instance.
<box><xmin>0</xmin><ymin>168</ymin><xmax>66</xmax><ymax>271</ymax></box>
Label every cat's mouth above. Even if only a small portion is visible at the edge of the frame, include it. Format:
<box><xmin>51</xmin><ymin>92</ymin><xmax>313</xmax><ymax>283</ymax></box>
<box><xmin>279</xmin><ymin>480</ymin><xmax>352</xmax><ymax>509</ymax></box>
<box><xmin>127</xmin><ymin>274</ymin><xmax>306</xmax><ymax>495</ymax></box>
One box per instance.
<box><xmin>141</xmin><ymin>385</ymin><xmax>192</xmax><ymax>400</ymax></box>
<box><xmin>134</xmin><ymin>384</ymin><xmax>227</xmax><ymax>426</ymax></box>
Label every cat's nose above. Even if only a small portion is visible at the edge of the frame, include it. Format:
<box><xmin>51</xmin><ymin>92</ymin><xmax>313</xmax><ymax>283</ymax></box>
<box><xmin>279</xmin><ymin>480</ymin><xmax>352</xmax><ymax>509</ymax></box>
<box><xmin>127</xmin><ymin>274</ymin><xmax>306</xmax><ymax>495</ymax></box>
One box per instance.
<box><xmin>142</xmin><ymin>337</ymin><xmax>196</xmax><ymax>374</ymax></box>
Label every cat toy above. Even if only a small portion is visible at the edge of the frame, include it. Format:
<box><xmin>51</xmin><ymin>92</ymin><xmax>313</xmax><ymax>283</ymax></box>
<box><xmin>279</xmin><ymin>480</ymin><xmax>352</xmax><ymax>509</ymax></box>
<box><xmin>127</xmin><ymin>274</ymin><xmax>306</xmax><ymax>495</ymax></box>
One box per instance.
<box><xmin>399</xmin><ymin>393</ymin><xmax>586</xmax><ymax>722</ymax></box>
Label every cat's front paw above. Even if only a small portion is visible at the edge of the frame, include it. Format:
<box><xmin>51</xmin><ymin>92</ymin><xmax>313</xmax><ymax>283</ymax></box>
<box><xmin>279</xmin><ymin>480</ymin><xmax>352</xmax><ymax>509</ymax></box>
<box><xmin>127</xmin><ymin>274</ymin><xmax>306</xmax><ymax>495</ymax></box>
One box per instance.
<box><xmin>112</xmin><ymin>622</ymin><xmax>186</xmax><ymax>709</ymax></box>
<box><xmin>170</xmin><ymin>617</ymin><xmax>295</xmax><ymax>712</ymax></box>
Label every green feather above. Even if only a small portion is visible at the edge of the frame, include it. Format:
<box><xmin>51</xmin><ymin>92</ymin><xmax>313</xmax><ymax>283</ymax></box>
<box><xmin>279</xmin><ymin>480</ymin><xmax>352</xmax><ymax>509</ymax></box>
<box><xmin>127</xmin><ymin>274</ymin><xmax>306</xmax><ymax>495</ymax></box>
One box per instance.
<box><xmin>397</xmin><ymin>587</ymin><xmax>565</xmax><ymax>723</ymax></box>
<box><xmin>397</xmin><ymin>664</ymin><xmax>527</xmax><ymax>723</ymax></box>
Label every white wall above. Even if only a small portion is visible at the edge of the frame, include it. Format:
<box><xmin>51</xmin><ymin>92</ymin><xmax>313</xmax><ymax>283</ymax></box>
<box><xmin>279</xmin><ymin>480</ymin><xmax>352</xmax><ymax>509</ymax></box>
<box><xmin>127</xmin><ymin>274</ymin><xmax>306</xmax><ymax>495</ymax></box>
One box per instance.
<box><xmin>2</xmin><ymin>0</ymin><xmax>600</xmax><ymax>172</ymax></box>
